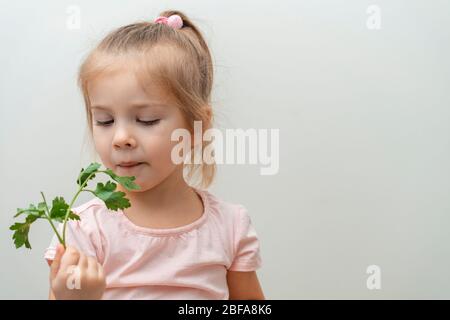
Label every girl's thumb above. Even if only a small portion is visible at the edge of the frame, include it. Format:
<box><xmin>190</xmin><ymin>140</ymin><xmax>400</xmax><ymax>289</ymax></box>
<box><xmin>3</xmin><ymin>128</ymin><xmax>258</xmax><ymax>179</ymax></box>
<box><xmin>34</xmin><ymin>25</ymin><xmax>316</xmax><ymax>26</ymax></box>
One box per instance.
<box><xmin>50</xmin><ymin>244</ymin><xmax>65</xmax><ymax>280</ymax></box>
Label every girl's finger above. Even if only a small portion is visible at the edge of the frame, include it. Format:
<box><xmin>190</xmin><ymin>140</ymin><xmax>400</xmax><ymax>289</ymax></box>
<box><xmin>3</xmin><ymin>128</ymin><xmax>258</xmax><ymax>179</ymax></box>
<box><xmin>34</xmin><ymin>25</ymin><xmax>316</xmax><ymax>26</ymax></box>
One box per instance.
<box><xmin>60</xmin><ymin>246</ymin><xmax>80</xmax><ymax>273</ymax></box>
<box><xmin>97</xmin><ymin>263</ymin><xmax>105</xmax><ymax>280</ymax></box>
<box><xmin>50</xmin><ymin>244</ymin><xmax>65</xmax><ymax>281</ymax></box>
<box><xmin>87</xmin><ymin>255</ymin><xmax>98</xmax><ymax>274</ymax></box>
<box><xmin>78</xmin><ymin>252</ymin><xmax>88</xmax><ymax>270</ymax></box>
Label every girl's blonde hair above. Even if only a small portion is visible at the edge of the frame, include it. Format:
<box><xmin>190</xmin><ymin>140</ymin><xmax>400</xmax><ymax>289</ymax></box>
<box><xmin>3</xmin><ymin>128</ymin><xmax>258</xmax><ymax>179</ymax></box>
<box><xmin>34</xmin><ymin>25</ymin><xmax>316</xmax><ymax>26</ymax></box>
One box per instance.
<box><xmin>78</xmin><ymin>10</ymin><xmax>216</xmax><ymax>189</ymax></box>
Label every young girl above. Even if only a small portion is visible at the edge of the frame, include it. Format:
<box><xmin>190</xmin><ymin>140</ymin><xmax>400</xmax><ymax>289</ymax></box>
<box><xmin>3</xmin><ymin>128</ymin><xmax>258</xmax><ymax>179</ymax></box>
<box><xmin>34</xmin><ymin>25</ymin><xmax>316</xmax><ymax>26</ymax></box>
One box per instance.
<box><xmin>44</xmin><ymin>10</ymin><xmax>264</xmax><ymax>300</ymax></box>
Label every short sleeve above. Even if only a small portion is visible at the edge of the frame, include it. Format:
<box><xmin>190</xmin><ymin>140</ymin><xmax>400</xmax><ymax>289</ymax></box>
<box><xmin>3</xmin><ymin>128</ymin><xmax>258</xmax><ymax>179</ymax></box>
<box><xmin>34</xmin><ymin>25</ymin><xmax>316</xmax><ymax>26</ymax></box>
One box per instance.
<box><xmin>228</xmin><ymin>205</ymin><xmax>262</xmax><ymax>272</ymax></box>
<box><xmin>44</xmin><ymin>205</ymin><xmax>103</xmax><ymax>264</ymax></box>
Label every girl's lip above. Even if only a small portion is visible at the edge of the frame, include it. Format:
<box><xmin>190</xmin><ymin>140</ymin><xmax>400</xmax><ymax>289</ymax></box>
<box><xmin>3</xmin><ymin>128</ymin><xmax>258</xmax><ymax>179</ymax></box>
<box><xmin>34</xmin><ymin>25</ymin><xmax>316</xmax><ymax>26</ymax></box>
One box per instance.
<box><xmin>118</xmin><ymin>162</ymin><xmax>142</xmax><ymax>167</ymax></box>
<box><xmin>117</xmin><ymin>163</ymin><xmax>143</xmax><ymax>172</ymax></box>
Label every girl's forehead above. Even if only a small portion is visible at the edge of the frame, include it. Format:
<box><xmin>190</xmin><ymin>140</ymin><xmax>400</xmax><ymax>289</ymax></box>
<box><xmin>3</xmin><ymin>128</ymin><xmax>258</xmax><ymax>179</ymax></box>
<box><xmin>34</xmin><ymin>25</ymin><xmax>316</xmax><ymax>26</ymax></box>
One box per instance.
<box><xmin>88</xmin><ymin>64</ymin><xmax>166</xmax><ymax>98</ymax></box>
<box><xmin>87</xmin><ymin>49</ymin><xmax>180</xmax><ymax>107</ymax></box>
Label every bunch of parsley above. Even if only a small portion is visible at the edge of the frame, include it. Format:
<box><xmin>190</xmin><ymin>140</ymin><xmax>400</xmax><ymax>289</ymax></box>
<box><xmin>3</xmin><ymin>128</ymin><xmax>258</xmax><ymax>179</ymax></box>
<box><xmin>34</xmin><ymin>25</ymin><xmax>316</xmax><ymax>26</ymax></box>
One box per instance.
<box><xmin>9</xmin><ymin>162</ymin><xmax>140</xmax><ymax>249</ymax></box>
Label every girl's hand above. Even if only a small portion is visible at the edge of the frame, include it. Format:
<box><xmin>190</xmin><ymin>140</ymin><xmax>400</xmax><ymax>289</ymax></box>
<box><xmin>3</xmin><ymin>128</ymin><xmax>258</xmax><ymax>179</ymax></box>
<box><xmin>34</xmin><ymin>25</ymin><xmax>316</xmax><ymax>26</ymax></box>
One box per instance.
<box><xmin>50</xmin><ymin>244</ymin><xmax>106</xmax><ymax>300</ymax></box>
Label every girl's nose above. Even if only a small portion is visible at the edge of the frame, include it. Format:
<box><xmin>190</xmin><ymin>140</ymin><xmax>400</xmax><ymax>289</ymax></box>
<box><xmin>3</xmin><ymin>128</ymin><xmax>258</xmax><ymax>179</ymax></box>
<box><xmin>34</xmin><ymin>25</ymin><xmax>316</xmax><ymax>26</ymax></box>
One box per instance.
<box><xmin>113</xmin><ymin>125</ymin><xmax>137</xmax><ymax>149</ymax></box>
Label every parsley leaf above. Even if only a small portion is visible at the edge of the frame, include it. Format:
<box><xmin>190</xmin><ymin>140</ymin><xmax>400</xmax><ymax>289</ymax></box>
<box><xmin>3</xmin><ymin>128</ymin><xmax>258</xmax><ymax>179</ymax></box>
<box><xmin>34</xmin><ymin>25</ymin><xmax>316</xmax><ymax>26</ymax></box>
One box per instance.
<box><xmin>49</xmin><ymin>196</ymin><xmax>80</xmax><ymax>222</ymax></box>
<box><xmin>10</xmin><ymin>215</ymin><xmax>39</xmax><ymax>249</ymax></box>
<box><xmin>103</xmin><ymin>168</ymin><xmax>140</xmax><ymax>191</ymax></box>
<box><xmin>77</xmin><ymin>162</ymin><xmax>101</xmax><ymax>187</ymax></box>
<box><xmin>94</xmin><ymin>181</ymin><xmax>131</xmax><ymax>211</ymax></box>
<box><xmin>10</xmin><ymin>162</ymin><xmax>139</xmax><ymax>249</ymax></box>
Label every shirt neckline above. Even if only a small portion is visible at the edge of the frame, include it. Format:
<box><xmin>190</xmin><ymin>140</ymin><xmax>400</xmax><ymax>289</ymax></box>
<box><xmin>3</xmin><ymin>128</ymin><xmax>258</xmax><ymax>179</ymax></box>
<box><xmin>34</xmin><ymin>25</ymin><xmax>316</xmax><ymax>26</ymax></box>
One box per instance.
<box><xmin>115</xmin><ymin>187</ymin><xmax>210</xmax><ymax>237</ymax></box>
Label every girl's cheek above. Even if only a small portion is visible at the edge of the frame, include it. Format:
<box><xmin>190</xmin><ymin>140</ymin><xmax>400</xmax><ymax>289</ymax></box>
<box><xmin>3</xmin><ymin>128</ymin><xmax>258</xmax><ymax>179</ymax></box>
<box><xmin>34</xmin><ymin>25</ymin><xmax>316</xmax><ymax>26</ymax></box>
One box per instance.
<box><xmin>149</xmin><ymin>137</ymin><xmax>171</xmax><ymax>153</ymax></box>
<box><xmin>145</xmin><ymin>137</ymin><xmax>178</xmax><ymax>165</ymax></box>
<box><xmin>93</xmin><ymin>137</ymin><xmax>108</xmax><ymax>154</ymax></box>
<box><xmin>92</xmin><ymin>136</ymin><xmax>113</xmax><ymax>166</ymax></box>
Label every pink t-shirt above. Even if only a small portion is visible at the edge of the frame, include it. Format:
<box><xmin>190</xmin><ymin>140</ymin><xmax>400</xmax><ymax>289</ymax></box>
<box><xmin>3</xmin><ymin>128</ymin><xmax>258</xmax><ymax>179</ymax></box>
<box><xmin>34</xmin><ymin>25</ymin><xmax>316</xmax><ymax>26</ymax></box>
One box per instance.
<box><xmin>44</xmin><ymin>188</ymin><xmax>262</xmax><ymax>300</ymax></box>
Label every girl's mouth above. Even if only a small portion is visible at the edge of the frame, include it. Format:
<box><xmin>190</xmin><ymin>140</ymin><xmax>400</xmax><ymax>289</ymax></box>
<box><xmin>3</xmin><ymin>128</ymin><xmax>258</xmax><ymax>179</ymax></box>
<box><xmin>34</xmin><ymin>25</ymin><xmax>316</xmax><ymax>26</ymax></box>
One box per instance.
<box><xmin>118</xmin><ymin>162</ymin><xmax>143</xmax><ymax>169</ymax></box>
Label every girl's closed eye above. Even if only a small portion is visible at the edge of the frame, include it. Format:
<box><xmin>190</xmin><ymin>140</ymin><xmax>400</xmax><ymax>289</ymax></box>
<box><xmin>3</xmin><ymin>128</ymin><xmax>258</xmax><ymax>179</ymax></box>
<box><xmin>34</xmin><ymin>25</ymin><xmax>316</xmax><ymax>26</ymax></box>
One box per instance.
<box><xmin>94</xmin><ymin>119</ymin><xmax>161</xmax><ymax>126</ymax></box>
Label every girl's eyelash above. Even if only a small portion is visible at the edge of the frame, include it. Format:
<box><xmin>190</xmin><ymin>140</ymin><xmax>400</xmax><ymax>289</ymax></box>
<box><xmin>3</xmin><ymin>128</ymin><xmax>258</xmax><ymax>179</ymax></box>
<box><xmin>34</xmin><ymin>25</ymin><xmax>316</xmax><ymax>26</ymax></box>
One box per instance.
<box><xmin>138</xmin><ymin>119</ymin><xmax>161</xmax><ymax>126</ymax></box>
<box><xmin>95</xmin><ymin>120</ymin><xmax>114</xmax><ymax>126</ymax></box>
<box><xmin>95</xmin><ymin>119</ymin><xmax>160</xmax><ymax>126</ymax></box>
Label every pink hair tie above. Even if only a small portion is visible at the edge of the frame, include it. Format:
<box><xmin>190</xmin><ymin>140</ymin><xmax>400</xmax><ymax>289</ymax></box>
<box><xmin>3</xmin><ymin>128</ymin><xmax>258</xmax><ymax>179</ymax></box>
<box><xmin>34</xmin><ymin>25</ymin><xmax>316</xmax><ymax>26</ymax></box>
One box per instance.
<box><xmin>154</xmin><ymin>14</ymin><xmax>183</xmax><ymax>29</ymax></box>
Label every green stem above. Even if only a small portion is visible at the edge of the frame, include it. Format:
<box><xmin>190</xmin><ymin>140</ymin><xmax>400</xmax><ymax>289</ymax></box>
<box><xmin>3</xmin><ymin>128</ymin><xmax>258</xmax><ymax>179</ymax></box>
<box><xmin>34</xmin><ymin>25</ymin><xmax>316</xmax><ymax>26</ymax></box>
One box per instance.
<box><xmin>61</xmin><ymin>171</ymin><xmax>96</xmax><ymax>248</ymax></box>
<box><xmin>40</xmin><ymin>192</ymin><xmax>64</xmax><ymax>245</ymax></box>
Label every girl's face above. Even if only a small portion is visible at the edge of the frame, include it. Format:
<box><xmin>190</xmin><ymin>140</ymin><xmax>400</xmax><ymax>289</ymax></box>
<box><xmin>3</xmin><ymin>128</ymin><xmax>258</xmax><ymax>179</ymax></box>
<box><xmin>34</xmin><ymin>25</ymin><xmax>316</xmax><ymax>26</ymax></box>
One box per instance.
<box><xmin>88</xmin><ymin>66</ymin><xmax>190</xmax><ymax>191</ymax></box>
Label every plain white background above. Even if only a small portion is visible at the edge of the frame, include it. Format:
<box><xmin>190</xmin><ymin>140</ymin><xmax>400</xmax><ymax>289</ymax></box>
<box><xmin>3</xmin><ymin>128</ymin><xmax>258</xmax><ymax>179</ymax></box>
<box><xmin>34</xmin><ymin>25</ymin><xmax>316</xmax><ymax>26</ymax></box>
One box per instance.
<box><xmin>1</xmin><ymin>0</ymin><xmax>449</xmax><ymax>299</ymax></box>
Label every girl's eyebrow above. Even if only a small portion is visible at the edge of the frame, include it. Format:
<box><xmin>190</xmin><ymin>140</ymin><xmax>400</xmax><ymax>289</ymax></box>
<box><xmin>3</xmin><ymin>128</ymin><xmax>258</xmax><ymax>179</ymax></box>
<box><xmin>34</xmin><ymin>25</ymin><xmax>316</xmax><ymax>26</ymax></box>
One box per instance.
<box><xmin>91</xmin><ymin>103</ymin><xmax>164</xmax><ymax>110</ymax></box>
